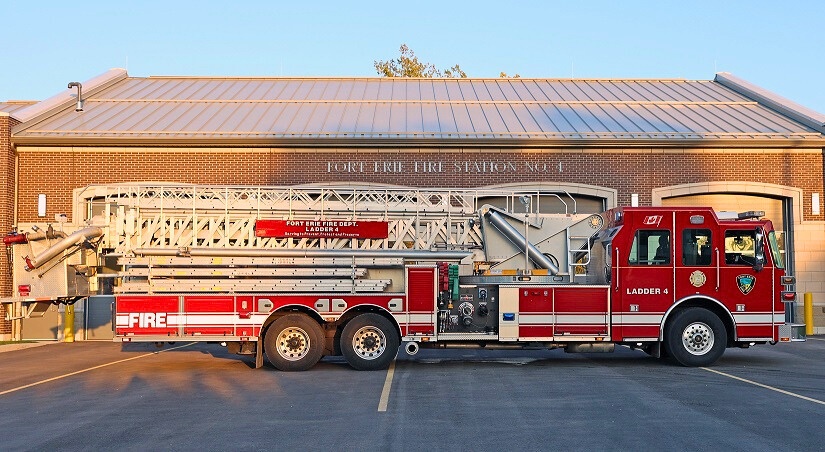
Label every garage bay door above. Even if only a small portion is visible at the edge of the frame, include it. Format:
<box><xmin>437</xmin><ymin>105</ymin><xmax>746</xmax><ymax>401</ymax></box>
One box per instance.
<box><xmin>661</xmin><ymin>193</ymin><xmax>788</xmax><ymax>265</ymax></box>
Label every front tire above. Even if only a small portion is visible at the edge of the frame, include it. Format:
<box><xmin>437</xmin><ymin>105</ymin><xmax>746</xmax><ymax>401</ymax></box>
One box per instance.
<box><xmin>264</xmin><ymin>314</ymin><xmax>324</xmax><ymax>371</ymax></box>
<box><xmin>664</xmin><ymin>307</ymin><xmax>726</xmax><ymax>367</ymax></box>
<box><xmin>340</xmin><ymin>313</ymin><xmax>399</xmax><ymax>371</ymax></box>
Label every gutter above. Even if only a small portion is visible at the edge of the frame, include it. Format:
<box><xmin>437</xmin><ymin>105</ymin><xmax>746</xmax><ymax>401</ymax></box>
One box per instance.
<box><xmin>9</xmin><ymin>135</ymin><xmax>825</xmax><ymax>149</ymax></box>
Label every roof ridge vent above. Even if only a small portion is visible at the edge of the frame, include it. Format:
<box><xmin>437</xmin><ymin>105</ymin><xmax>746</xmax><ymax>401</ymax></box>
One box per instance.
<box><xmin>12</xmin><ymin>68</ymin><xmax>128</xmax><ymax>123</ymax></box>
<box><xmin>67</xmin><ymin>82</ymin><xmax>83</xmax><ymax>112</ymax></box>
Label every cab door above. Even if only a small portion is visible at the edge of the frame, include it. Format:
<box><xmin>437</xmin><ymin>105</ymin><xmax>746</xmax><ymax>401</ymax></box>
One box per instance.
<box><xmin>615</xmin><ymin>212</ymin><xmax>674</xmax><ymax>340</ymax></box>
<box><xmin>718</xmin><ymin>227</ymin><xmax>774</xmax><ymax>340</ymax></box>
<box><xmin>674</xmin><ymin>211</ymin><xmax>717</xmax><ymax>306</ymax></box>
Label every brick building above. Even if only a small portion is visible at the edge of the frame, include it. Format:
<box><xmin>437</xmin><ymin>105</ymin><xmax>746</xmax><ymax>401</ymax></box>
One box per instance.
<box><xmin>1</xmin><ymin>69</ymin><xmax>824</xmax><ymax>338</ymax></box>
<box><xmin>0</xmin><ymin>102</ymin><xmax>32</xmax><ymax>339</ymax></box>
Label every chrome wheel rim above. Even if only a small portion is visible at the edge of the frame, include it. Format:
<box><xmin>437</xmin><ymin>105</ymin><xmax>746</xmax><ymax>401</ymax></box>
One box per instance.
<box><xmin>681</xmin><ymin>322</ymin><xmax>714</xmax><ymax>355</ymax></box>
<box><xmin>276</xmin><ymin>327</ymin><xmax>311</xmax><ymax>361</ymax></box>
<box><xmin>351</xmin><ymin>326</ymin><xmax>386</xmax><ymax>360</ymax></box>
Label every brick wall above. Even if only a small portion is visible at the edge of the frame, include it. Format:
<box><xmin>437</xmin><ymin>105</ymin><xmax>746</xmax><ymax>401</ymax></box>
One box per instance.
<box><xmin>0</xmin><ymin>115</ymin><xmax>19</xmax><ymax>337</ymax></box>
<box><xmin>15</xmin><ymin>146</ymin><xmax>825</xmax><ymax>222</ymax></box>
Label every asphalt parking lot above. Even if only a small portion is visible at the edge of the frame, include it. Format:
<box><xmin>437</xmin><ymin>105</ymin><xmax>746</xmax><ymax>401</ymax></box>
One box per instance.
<box><xmin>1</xmin><ymin>338</ymin><xmax>823</xmax><ymax>451</ymax></box>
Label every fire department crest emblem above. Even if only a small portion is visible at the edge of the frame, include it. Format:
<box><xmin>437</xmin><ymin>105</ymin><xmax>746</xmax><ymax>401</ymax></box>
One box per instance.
<box><xmin>736</xmin><ymin>274</ymin><xmax>756</xmax><ymax>295</ymax></box>
<box><xmin>689</xmin><ymin>270</ymin><xmax>706</xmax><ymax>287</ymax></box>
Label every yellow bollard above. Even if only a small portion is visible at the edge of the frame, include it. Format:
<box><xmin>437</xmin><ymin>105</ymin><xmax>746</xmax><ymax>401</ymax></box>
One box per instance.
<box><xmin>804</xmin><ymin>293</ymin><xmax>814</xmax><ymax>336</ymax></box>
<box><xmin>64</xmin><ymin>304</ymin><xmax>75</xmax><ymax>343</ymax></box>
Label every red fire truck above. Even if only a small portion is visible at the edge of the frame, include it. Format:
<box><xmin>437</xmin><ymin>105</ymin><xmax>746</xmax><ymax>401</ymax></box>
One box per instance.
<box><xmin>2</xmin><ymin>184</ymin><xmax>800</xmax><ymax>370</ymax></box>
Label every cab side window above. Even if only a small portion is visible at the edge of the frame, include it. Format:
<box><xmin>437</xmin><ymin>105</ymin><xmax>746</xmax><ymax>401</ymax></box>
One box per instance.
<box><xmin>629</xmin><ymin>230</ymin><xmax>670</xmax><ymax>265</ymax></box>
<box><xmin>682</xmin><ymin>229</ymin><xmax>712</xmax><ymax>266</ymax></box>
<box><xmin>725</xmin><ymin>230</ymin><xmax>756</xmax><ymax>266</ymax></box>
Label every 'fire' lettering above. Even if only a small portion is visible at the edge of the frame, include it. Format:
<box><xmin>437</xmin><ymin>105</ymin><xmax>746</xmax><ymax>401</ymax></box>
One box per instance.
<box><xmin>128</xmin><ymin>312</ymin><xmax>168</xmax><ymax>328</ymax></box>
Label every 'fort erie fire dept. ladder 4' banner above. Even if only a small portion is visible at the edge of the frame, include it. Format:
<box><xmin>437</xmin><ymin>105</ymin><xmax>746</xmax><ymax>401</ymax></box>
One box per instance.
<box><xmin>255</xmin><ymin>220</ymin><xmax>389</xmax><ymax>239</ymax></box>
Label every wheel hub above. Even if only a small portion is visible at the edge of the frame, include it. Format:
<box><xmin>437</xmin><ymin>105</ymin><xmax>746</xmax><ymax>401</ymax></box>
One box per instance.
<box><xmin>352</xmin><ymin>326</ymin><xmax>386</xmax><ymax>360</ymax></box>
<box><xmin>277</xmin><ymin>327</ymin><xmax>310</xmax><ymax>361</ymax></box>
<box><xmin>362</xmin><ymin>335</ymin><xmax>378</xmax><ymax>351</ymax></box>
<box><xmin>682</xmin><ymin>322</ymin><xmax>714</xmax><ymax>356</ymax></box>
<box><xmin>286</xmin><ymin>336</ymin><xmax>303</xmax><ymax>351</ymax></box>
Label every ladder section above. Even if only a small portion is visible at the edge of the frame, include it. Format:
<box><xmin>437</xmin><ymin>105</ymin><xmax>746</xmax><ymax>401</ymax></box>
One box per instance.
<box><xmin>116</xmin><ymin>255</ymin><xmax>403</xmax><ymax>294</ymax></box>
<box><xmin>74</xmin><ymin>184</ymin><xmax>575</xmax><ymax>254</ymax></box>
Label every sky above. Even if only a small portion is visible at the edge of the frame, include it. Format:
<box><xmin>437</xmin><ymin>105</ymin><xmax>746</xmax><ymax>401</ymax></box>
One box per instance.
<box><xmin>3</xmin><ymin>1</ymin><xmax>825</xmax><ymax>114</ymax></box>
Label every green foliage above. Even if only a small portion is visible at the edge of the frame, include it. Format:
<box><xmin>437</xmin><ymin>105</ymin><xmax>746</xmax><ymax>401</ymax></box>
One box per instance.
<box><xmin>443</xmin><ymin>64</ymin><xmax>467</xmax><ymax>78</ymax></box>
<box><xmin>374</xmin><ymin>44</ymin><xmax>466</xmax><ymax>78</ymax></box>
<box><xmin>374</xmin><ymin>44</ymin><xmax>518</xmax><ymax>79</ymax></box>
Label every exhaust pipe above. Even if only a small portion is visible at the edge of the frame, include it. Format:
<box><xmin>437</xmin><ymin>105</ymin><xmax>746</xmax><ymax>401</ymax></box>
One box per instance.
<box><xmin>404</xmin><ymin>341</ymin><xmax>420</xmax><ymax>355</ymax></box>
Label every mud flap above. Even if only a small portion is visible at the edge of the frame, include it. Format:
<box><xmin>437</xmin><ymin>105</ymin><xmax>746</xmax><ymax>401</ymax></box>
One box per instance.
<box><xmin>255</xmin><ymin>336</ymin><xmax>264</xmax><ymax>369</ymax></box>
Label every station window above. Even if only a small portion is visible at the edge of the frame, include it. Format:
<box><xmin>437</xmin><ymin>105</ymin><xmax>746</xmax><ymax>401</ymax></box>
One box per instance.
<box><xmin>628</xmin><ymin>230</ymin><xmax>670</xmax><ymax>265</ymax></box>
<box><xmin>682</xmin><ymin>229</ymin><xmax>712</xmax><ymax>266</ymax></box>
<box><xmin>725</xmin><ymin>230</ymin><xmax>756</xmax><ymax>266</ymax></box>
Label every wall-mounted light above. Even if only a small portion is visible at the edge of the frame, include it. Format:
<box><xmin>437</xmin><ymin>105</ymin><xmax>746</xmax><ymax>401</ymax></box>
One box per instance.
<box><xmin>813</xmin><ymin>193</ymin><xmax>821</xmax><ymax>215</ymax></box>
<box><xmin>37</xmin><ymin>194</ymin><xmax>46</xmax><ymax>217</ymax></box>
<box><xmin>631</xmin><ymin>194</ymin><xmax>639</xmax><ymax>207</ymax></box>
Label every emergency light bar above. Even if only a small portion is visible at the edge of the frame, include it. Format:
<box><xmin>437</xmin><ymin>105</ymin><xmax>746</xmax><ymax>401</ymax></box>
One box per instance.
<box><xmin>716</xmin><ymin>211</ymin><xmax>765</xmax><ymax>221</ymax></box>
<box><xmin>737</xmin><ymin>211</ymin><xmax>765</xmax><ymax>220</ymax></box>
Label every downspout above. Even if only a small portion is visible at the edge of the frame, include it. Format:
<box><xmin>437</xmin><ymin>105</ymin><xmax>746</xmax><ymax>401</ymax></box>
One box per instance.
<box><xmin>11</xmin><ymin>145</ymin><xmax>19</xmax><ymax>340</ymax></box>
<box><xmin>12</xmin><ymin>151</ymin><xmax>17</xmax><ymax>227</ymax></box>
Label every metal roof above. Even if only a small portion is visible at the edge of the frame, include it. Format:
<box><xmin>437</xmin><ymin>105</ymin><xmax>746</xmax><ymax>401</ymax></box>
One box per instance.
<box><xmin>0</xmin><ymin>101</ymin><xmax>37</xmax><ymax>116</ymax></box>
<box><xmin>11</xmin><ymin>70</ymin><xmax>825</xmax><ymax>147</ymax></box>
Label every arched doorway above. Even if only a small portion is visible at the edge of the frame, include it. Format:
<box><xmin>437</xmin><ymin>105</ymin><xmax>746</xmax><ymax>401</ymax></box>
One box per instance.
<box><xmin>653</xmin><ymin>182</ymin><xmax>802</xmax><ymax>275</ymax></box>
<box><xmin>482</xmin><ymin>182</ymin><xmax>617</xmax><ymax>214</ymax></box>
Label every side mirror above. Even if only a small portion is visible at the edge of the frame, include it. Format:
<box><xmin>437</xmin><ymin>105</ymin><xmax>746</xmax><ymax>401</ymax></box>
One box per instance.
<box><xmin>753</xmin><ymin>227</ymin><xmax>765</xmax><ymax>272</ymax></box>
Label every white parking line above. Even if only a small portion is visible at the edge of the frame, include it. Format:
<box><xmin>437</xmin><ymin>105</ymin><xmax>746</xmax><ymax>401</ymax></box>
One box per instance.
<box><xmin>807</xmin><ymin>337</ymin><xmax>825</xmax><ymax>341</ymax></box>
<box><xmin>0</xmin><ymin>343</ymin><xmax>195</xmax><ymax>397</ymax></box>
<box><xmin>377</xmin><ymin>359</ymin><xmax>396</xmax><ymax>412</ymax></box>
<box><xmin>701</xmin><ymin>367</ymin><xmax>825</xmax><ymax>406</ymax></box>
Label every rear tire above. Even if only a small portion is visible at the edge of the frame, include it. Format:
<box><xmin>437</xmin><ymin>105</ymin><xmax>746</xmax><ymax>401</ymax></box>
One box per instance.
<box><xmin>664</xmin><ymin>307</ymin><xmax>726</xmax><ymax>367</ymax></box>
<box><xmin>264</xmin><ymin>314</ymin><xmax>324</xmax><ymax>371</ymax></box>
<box><xmin>341</xmin><ymin>313</ymin><xmax>399</xmax><ymax>371</ymax></box>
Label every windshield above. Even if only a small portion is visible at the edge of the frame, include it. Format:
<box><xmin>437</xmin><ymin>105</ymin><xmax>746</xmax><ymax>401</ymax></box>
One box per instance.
<box><xmin>768</xmin><ymin>231</ymin><xmax>784</xmax><ymax>269</ymax></box>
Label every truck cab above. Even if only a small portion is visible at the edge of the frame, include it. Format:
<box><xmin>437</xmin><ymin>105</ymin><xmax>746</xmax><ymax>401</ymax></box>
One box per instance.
<box><xmin>594</xmin><ymin>207</ymin><xmax>793</xmax><ymax>365</ymax></box>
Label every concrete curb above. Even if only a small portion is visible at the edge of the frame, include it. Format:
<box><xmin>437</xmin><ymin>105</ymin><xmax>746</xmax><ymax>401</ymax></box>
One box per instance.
<box><xmin>0</xmin><ymin>341</ymin><xmax>57</xmax><ymax>354</ymax></box>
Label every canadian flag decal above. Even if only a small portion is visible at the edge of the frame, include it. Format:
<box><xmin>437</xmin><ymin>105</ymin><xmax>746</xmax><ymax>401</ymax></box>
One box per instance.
<box><xmin>643</xmin><ymin>215</ymin><xmax>663</xmax><ymax>226</ymax></box>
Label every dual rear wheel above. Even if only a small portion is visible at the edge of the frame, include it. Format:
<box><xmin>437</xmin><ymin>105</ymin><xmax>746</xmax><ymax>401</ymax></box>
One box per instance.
<box><xmin>340</xmin><ymin>313</ymin><xmax>400</xmax><ymax>371</ymax></box>
<box><xmin>263</xmin><ymin>314</ymin><xmax>325</xmax><ymax>372</ymax></box>
<box><xmin>264</xmin><ymin>312</ymin><xmax>398</xmax><ymax>371</ymax></box>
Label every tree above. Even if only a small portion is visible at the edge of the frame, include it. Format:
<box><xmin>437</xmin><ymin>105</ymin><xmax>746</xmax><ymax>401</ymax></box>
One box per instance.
<box><xmin>374</xmin><ymin>44</ymin><xmax>519</xmax><ymax>79</ymax></box>
<box><xmin>374</xmin><ymin>44</ymin><xmax>467</xmax><ymax>78</ymax></box>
